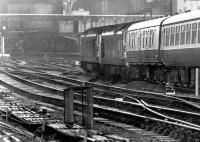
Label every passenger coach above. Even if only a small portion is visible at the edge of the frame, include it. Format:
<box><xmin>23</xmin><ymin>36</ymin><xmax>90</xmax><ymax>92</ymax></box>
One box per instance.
<box><xmin>125</xmin><ymin>17</ymin><xmax>167</xmax><ymax>80</ymax></box>
<box><xmin>161</xmin><ymin>10</ymin><xmax>200</xmax><ymax>66</ymax></box>
<box><xmin>160</xmin><ymin>10</ymin><xmax>200</xmax><ymax>86</ymax></box>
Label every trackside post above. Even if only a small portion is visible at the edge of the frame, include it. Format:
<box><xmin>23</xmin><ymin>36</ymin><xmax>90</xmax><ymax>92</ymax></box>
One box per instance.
<box><xmin>195</xmin><ymin>68</ymin><xmax>199</xmax><ymax>98</ymax></box>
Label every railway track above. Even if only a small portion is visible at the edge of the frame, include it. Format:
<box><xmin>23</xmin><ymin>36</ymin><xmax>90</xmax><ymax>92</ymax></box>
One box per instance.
<box><xmin>0</xmin><ymin>76</ymin><xmax>183</xmax><ymax>142</ymax></box>
<box><xmin>0</xmin><ymin>59</ymin><xmax>200</xmax><ymax>141</ymax></box>
<box><xmin>2</xmin><ymin>58</ymin><xmax>200</xmax><ymax>110</ymax></box>
<box><xmin>0</xmin><ymin>120</ymin><xmax>41</xmax><ymax>142</ymax></box>
<box><xmin>15</xmin><ymin>58</ymin><xmax>200</xmax><ymax>102</ymax></box>
<box><xmin>3</xmin><ymin>65</ymin><xmax>200</xmax><ymax>114</ymax></box>
<box><xmin>3</xmin><ymin>58</ymin><xmax>200</xmax><ymax>97</ymax></box>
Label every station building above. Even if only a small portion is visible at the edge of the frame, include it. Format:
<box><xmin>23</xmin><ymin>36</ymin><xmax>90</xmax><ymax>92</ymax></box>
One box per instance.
<box><xmin>0</xmin><ymin>0</ymin><xmax>63</xmax><ymax>14</ymax></box>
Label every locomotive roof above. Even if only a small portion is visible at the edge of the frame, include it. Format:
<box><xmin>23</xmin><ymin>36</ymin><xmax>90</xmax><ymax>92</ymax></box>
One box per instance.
<box><xmin>127</xmin><ymin>17</ymin><xmax>167</xmax><ymax>31</ymax></box>
<box><xmin>81</xmin><ymin>21</ymin><xmax>140</xmax><ymax>36</ymax></box>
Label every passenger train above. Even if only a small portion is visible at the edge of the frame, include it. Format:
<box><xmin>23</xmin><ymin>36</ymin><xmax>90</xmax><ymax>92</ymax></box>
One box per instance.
<box><xmin>80</xmin><ymin>10</ymin><xmax>200</xmax><ymax>87</ymax></box>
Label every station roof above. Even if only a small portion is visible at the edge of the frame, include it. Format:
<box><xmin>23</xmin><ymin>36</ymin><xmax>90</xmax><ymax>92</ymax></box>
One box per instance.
<box><xmin>0</xmin><ymin>14</ymin><xmax>162</xmax><ymax>21</ymax></box>
<box><xmin>81</xmin><ymin>21</ymin><xmax>141</xmax><ymax>36</ymax></box>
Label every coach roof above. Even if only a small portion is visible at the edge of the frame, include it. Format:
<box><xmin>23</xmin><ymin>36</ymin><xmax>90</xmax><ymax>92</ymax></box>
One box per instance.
<box><xmin>162</xmin><ymin>10</ymin><xmax>200</xmax><ymax>25</ymax></box>
<box><xmin>127</xmin><ymin>17</ymin><xmax>167</xmax><ymax>31</ymax></box>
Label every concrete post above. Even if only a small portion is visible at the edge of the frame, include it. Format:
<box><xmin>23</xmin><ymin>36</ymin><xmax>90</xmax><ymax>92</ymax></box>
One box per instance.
<box><xmin>195</xmin><ymin>68</ymin><xmax>199</xmax><ymax>98</ymax></box>
<box><xmin>1</xmin><ymin>36</ymin><xmax>4</xmax><ymax>56</ymax></box>
<box><xmin>83</xmin><ymin>88</ymin><xmax>93</xmax><ymax>129</ymax></box>
<box><xmin>64</xmin><ymin>88</ymin><xmax>74</xmax><ymax>124</ymax></box>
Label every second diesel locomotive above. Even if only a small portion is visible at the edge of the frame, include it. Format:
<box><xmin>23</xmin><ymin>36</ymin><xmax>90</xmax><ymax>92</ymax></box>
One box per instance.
<box><xmin>80</xmin><ymin>10</ymin><xmax>200</xmax><ymax>87</ymax></box>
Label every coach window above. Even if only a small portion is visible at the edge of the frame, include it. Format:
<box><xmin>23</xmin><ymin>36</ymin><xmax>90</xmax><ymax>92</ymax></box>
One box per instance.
<box><xmin>143</xmin><ymin>31</ymin><xmax>146</xmax><ymax>48</ymax></box>
<box><xmin>186</xmin><ymin>24</ymin><xmax>191</xmax><ymax>44</ymax></box>
<box><xmin>143</xmin><ymin>31</ymin><xmax>145</xmax><ymax>49</ymax></box>
<box><xmin>134</xmin><ymin>32</ymin><xmax>137</xmax><ymax>49</ymax></box>
<box><xmin>170</xmin><ymin>27</ymin><xmax>175</xmax><ymax>46</ymax></box>
<box><xmin>127</xmin><ymin>34</ymin><xmax>130</xmax><ymax>50</ymax></box>
<box><xmin>175</xmin><ymin>26</ymin><xmax>180</xmax><ymax>45</ymax></box>
<box><xmin>161</xmin><ymin>29</ymin><xmax>165</xmax><ymax>47</ymax></box>
<box><xmin>138</xmin><ymin>32</ymin><xmax>142</xmax><ymax>49</ymax></box>
<box><xmin>142</xmin><ymin>31</ymin><xmax>145</xmax><ymax>49</ymax></box>
<box><xmin>129</xmin><ymin>34</ymin><xmax>132</xmax><ymax>50</ymax></box>
<box><xmin>135</xmin><ymin>32</ymin><xmax>139</xmax><ymax>50</ymax></box>
<box><xmin>192</xmin><ymin>23</ymin><xmax>197</xmax><ymax>44</ymax></box>
<box><xmin>132</xmin><ymin>32</ymin><xmax>135</xmax><ymax>50</ymax></box>
<box><xmin>198</xmin><ymin>22</ymin><xmax>200</xmax><ymax>43</ymax></box>
<box><xmin>128</xmin><ymin>33</ymin><xmax>131</xmax><ymax>50</ymax></box>
<box><xmin>118</xmin><ymin>39</ymin><xmax>121</xmax><ymax>56</ymax></box>
<box><xmin>180</xmin><ymin>25</ymin><xmax>186</xmax><ymax>45</ymax></box>
<box><xmin>152</xmin><ymin>30</ymin><xmax>155</xmax><ymax>47</ymax></box>
<box><xmin>130</xmin><ymin>33</ymin><xmax>133</xmax><ymax>50</ymax></box>
<box><xmin>166</xmin><ymin>28</ymin><xmax>170</xmax><ymax>46</ymax></box>
<box><xmin>146</xmin><ymin>30</ymin><xmax>149</xmax><ymax>48</ymax></box>
<box><xmin>145</xmin><ymin>31</ymin><xmax>148</xmax><ymax>48</ymax></box>
<box><xmin>131</xmin><ymin>33</ymin><xmax>134</xmax><ymax>50</ymax></box>
<box><xmin>130</xmin><ymin>34</ymin><xmax>133</xmax><ymax>50</ymax></box>
<box><xmin>149</xmin><ymin>30</ymin><xmax>152</xmax><ymax>48</ymax></box>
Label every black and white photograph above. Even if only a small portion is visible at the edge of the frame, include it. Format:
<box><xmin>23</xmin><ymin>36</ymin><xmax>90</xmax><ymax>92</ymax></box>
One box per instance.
<box><xmin>0</xmin><ymin>0</ymin><xmax>199</xmax><ymax>141</ymax></box>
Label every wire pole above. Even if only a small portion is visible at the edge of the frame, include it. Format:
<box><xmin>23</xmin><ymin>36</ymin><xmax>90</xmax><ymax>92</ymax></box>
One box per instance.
<box><xmin>170</xmin><ymin>0</ymin><xmax>173</xmax><ymax>15</ymax></box>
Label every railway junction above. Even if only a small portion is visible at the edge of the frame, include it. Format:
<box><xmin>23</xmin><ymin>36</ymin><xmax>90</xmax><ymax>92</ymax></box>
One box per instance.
<box><xmin>1</xmin><ymin>1</ymin><xmax>200</xmax><ymax>142</ymax></box>
<box><xmin>0</xmin><ymin>56</ymin><xmax>199</xmax><ymax>142</ymax></box>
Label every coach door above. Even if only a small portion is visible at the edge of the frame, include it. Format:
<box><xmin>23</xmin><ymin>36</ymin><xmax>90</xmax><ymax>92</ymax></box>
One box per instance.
<box><xmin>101</xmin><ymin>38</ymin><xmax>105</xmax><ymax>58</ymax></box>
<box><xmin>96</xmin><ymin>34</ymin><xmax>102</xmax><ymax>64</ymax></box>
